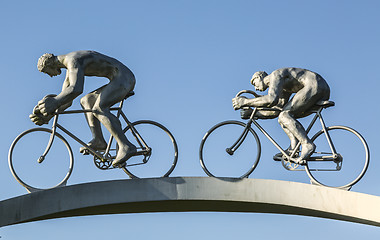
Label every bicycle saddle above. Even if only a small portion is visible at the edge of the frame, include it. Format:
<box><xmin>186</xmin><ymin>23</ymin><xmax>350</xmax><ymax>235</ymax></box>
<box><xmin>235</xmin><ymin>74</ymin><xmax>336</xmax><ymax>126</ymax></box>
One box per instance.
<box><xmin>315</xmin><ymin>100</ymin><xmax>335</xmax><ymax>108</ymax></box>
<box><xmin>124</xmin><ymin>91</ymin><xmax>135</xmax><ymax>99</ymax></box>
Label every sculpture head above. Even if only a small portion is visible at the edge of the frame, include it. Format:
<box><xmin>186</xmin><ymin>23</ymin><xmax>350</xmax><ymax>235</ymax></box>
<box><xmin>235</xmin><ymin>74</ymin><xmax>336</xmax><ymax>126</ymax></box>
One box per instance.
<box><xmin>37</xmin><ymin>53</ymin><xmax>62</xmax><ymax>77</ymax></box>
<box><xmin>250</xmin><ymin>71</ymin><xmax>268</xmax><ymax>91</ymax></box>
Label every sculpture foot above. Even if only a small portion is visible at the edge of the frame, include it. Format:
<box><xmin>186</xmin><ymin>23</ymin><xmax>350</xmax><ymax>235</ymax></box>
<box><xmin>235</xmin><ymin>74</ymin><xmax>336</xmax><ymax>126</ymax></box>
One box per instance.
<box><xmin>112</xmin><ymin>145</ymin><xmax>138</xmax><ymax>168</ymax></box>
<box><xmin>292</xmin><ymin>158</ymin><xmax>307</xmax><ymax>165</ymax></box>
<box><xmin>80</xmin><ymin>139</ymin><xmax>107</xmax><ymax>155</ymax></box>
<box><xmin>273</xmin><ymin>148</ymin><xmax>298</xmax><ymax>161</ymax></box>
<box><xmin>293</xmin><ymin>143</ymin><xmax>316</xmax><ymax>165</ymax></box>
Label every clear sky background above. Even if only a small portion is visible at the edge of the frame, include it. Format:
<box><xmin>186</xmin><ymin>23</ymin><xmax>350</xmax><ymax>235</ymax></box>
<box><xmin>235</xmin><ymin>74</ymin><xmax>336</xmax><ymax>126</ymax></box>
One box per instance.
<box><xmin>1</xmin><ymin>0</ymin><xmax>380</xmax><ymax>239</ymax></box>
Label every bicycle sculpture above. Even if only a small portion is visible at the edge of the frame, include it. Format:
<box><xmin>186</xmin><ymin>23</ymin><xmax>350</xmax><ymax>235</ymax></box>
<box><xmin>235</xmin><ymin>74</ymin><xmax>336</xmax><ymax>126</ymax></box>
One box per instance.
<box><xmin>200</xmin><ymin>68</ymin><xmax>369</xmax><ymax>190</ymax></box>
<box><xmin>8</xmin><ymin>50</ymin><xmax>178</xmax><ymax>193</ymax></box>
<box><xmin>9</xmin><ymin>91</ymin><xmax>178</xmax><ymax>193</ymax></box>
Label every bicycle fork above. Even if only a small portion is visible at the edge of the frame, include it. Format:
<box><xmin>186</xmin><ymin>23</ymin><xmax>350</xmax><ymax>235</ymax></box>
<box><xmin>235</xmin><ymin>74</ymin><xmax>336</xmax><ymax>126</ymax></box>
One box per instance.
<box><xmin>226</xmin><ymin>120</ymin><xmax>253</xmax><ymax>156</ymax></box>
<box><xmin>37</xmin><ymin>115</ymin><xmax>59</xmax><ymax>164</ymax></box>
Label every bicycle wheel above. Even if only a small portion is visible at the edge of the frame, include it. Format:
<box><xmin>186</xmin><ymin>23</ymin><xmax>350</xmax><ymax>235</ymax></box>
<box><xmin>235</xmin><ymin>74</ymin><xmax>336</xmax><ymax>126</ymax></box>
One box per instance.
<box><xmin>8</xmin><ymin>128</ymin><xmax>74</xmax><ymax>192</ymax></box>
<box><xmin>121</xmin><ymin>120</ymin><xmax>178</xmax><ymax>178</ymax></box>
<box><xmin>199</xmin><ymin>121</ymin><xmax>261</xmax><ymax>178</ymax></box>
<box><xmin>305</xmin><ymin>126</ymin><xmax>369</xmax><ymax>189</ymax></box>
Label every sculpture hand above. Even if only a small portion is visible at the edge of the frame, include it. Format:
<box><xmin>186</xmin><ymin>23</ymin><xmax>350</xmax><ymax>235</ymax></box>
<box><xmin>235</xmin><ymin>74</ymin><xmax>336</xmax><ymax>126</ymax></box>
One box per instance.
<box><xmin>29</xmin><ymin>112</ymin><xmax>53</xmax><ymax>126</ymax></box>
<box><xmin>29</xmin><ymin>113</ymin><xmax>44</xmax><ymax>126</ymax></box>
<box><xmin>38</xmin><ymin>96</ymin><xmax>58</xmax><ymax>116</ymax></box>
<box><xmin>232</xmin><ymin>96</ymin><xmax>247</xmax><ymax>110</ymax></box>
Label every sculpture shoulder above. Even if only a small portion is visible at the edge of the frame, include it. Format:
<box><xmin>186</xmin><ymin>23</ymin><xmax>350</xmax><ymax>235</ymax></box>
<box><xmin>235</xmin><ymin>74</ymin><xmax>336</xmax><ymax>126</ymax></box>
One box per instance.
<box><xmin>272</xmin><ymin>67</ymin><xmax>303</xmax><ymax>76</ymax></box>
<box><xmin>273</xmin><ymin>67</ymin><xmax>321</xmax><ymax>80</ymax></box>
<box><xmin>61</xmin><ymin>51</ymin><xmax>103</xmax><ymax>69</ymax></box>
<box><xmin>268</xmin><ymin>68</ymin><xmax>307</xmax><ymax>92</ymax></box>
<box><xmin>267</xmin><ymin>69</ymin><xmax>288</xmax><ymax>83</ymax></box>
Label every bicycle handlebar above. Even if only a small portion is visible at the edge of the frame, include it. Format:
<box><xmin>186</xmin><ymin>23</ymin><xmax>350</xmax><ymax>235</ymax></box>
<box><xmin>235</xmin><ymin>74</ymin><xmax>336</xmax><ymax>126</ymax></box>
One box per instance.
<box><xmin>235</xmin><ymin>90</ymin><xmax>261</xmax><ymax>98</ymax></box>
<box><xmin>235</xmin><ymin>90</ymin><xmax>283</xmax><ymax>112</ymax></box>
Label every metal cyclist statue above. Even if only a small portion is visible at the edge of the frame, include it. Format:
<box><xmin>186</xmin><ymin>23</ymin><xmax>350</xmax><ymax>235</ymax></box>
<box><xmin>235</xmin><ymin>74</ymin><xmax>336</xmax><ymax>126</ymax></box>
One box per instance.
<box><xmin>232</xmin><ymin>68</ymin><xmax>330</xmax><ymax>164</ymax></box>
<box><xmin>30</xmin><ymin>50</ymin><xmax>138</xmax><ymax>167</ymax></box>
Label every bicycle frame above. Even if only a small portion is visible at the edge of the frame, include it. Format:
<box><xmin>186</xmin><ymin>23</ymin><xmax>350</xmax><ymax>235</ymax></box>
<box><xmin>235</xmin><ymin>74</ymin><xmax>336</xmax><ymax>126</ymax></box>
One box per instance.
<box><xmin>38</xmin><ymin>100</ymin><xmax>151</xmax><ymax>166</ymax></box>
<box><xmin>228</xmin><ymin>105</ymin><xmax>340</xmax><ymax>167</ymax></box>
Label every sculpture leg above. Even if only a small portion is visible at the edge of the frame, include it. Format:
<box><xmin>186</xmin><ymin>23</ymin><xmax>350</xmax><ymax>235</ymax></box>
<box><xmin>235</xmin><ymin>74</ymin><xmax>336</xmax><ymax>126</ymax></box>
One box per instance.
<box><xmin>272</xmin><ymin>126</ymin><xmax>299</xmax><ymax>160</ymax></box>
<box><xmin>278</xmin><ymin>120</ymin><xmax>298</xmax><ymax>151</ymax></box>
<box><xmin>278</xmin><ymin>86</ymin><xmax>328</xmax><ymax>162</ymax></box>
<box><xmin>90</xmin><ymin>79</ymin><xmax>136</xmax><ymax>166</ymax></box>
<box><xmin>80</xmin><ymin>89</ymin><xmax>107</xmax><ymax>152</ymax></box>
<box><xmin>278</xmin><ymin>111</ymin><xmax>314</xmax><ymax>162</ymax></box>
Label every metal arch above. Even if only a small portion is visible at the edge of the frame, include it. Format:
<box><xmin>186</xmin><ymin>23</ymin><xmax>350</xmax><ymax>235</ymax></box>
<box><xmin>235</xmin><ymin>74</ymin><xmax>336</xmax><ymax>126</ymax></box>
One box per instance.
<box><xmin>1</xmin><ymin>177</ymin><xmax>380</xmax><ymax>227</ymax></box>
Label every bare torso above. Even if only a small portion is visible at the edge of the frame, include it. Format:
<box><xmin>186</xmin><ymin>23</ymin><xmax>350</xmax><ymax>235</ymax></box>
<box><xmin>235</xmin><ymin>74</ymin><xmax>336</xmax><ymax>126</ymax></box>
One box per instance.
<box><xmin>268</xmin><ymin>68</ymin><xmax>326</xmax><ymax>93</ymax></box>
<box><xmin>62</xmin><ymin>50</ymin><xmax>135</xmax><ymax>81</ymax></box>
<box><xmin>265</xmin><ymin>68</ymin><xmax>329</xmax><ymax>109</ymax></box>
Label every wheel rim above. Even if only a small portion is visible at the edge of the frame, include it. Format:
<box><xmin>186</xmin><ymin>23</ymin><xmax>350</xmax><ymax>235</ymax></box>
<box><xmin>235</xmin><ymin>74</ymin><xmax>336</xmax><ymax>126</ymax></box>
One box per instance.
<box><xmin>306</xmin><ymin>126</ymin><xmax>369</xmax><ymax>189</ymax></box>
<box><xmin>199</xmin><ymin>121</ymin><xmax>261</xmax><ymax>178</ymax></box>
<box><xmin>8</xmin><ymin>128</ymin><xmax>74</xmax><ymax>192</ymax></box>
<box><xmin>121</xmin><ymin>120</ymin><xmax>178</xmax><ymax>178</ymax></box>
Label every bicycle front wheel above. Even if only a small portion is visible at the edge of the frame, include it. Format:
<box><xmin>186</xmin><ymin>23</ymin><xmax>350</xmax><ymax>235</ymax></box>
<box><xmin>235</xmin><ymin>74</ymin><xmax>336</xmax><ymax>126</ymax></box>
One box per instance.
<box><xmin>199</xmin><ymin>121</ymin><xmax>261</xmax><ymax>178</ymax></box>
<box><xmin>306</xmin><ymin>126</ymin><xmax>369</xmax><ymax>189</ymax></box>
<box><xmin>122</xmin><ymin>120</ymin><xmax>178</xmax><ymax>178</ymax></box>
<box><xmin>8</xmin><ymin>128</ymin><xmax>74</xmax><ymax>192</ymax></box>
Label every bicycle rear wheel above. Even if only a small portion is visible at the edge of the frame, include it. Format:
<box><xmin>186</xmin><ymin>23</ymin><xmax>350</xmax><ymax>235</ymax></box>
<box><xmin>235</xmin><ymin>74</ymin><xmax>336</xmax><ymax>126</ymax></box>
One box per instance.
<box><xmin>305</xmin><ymin>126</ymin><xmax>369</xmax><ymax>189</ymax></box>
<box><xmin>8</xmin><ymin>128</ymin><xmax>74</xmax><ymax>192</ymax></box>
<box><xmin>121</xmin><ymin>120</ymin><xmax>178</xmax><ymax>178</ymax></box>
<box><xmin>199</xmin><ymin>121</ymin><xmax>261</xmax><ymax>178</ymax></box>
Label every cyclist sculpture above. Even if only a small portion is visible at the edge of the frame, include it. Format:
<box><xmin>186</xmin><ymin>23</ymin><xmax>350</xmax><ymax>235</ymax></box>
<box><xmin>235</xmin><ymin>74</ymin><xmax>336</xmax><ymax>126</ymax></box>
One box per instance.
<box><xmin>30</xmin><ymin>50</ymin><xmax>137</xmax><ymax>167</ymax></box>
<box><xmin>232</xmin><ymin>68</ymin><xmax>330</xmax><ymax>164</ymax></box>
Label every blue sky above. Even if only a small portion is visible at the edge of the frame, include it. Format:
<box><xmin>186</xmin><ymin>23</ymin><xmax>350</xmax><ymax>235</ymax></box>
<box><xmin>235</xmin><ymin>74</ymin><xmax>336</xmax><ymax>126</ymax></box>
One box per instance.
<box><xmin>1</xmin><ymin>0</ymin><xmax>380</xmax><ymax>238</ymax></box>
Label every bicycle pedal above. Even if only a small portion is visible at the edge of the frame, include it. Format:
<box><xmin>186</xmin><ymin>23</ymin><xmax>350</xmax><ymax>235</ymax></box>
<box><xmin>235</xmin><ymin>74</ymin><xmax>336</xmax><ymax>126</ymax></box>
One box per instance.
<box><xmin>80</xmin><ymin>148</ymin><xmax>90</xmax><ymax>155</ymax></box>
<box><xmin>273</xmin><ymin>153</ymin><xmax>284</xmax><ymax>161</ymax></box>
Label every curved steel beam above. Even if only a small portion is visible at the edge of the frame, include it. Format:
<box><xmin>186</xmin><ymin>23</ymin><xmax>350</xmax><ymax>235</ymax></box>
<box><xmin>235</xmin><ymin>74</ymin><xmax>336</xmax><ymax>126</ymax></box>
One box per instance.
<box><xmin>1</xmin><ymin>177</ymin><xmax>379</xmax><ymax>227</ymax></box>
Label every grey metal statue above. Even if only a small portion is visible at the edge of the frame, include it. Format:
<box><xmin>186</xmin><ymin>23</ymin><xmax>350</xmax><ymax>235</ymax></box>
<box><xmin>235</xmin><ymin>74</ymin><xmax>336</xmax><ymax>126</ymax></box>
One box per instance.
<box><xmin>232</xmin><ymin>68</ymin><xmax>330</xmax><ymax>163</ymax></box>
<box><xmin>30</xmin><ymin>50</ymin><xmax>137</xmax><ymax>167</ymax></box>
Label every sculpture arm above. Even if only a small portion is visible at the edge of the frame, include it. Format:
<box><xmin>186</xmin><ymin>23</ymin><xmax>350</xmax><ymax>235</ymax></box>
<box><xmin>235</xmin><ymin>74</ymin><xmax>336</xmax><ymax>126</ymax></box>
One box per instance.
<box><xmin>38</xmin><ymin>67</ymin><xmax>84</xmax><ymax>116</ymax></box>
<box><xmin>56</xmin><ymin>77</ymin><xmax>74</xmax><ymax>111</ymax></box>
<box><xmin>54</xmin><ymin>67</ymin><xmax>84</xmax><ymax>107</ymax></box>
<box><xmin>232</xmin><ymin>94</ymin><xmax>277</xmax><ymax>110</ymax></box>
<box><xmin>239</xmin><ymin>81</ymin><xmax>283</xmax><ymax>108</ymax></box>
<box><xmin>232</xmin><ymin>75</ymin><xmax>284</xmax><ymax>110</ymax></box>
<box><xmin>241</xmin><ymin>94</ymin><xmax>277</xmax><ymax>108</ymax></box>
